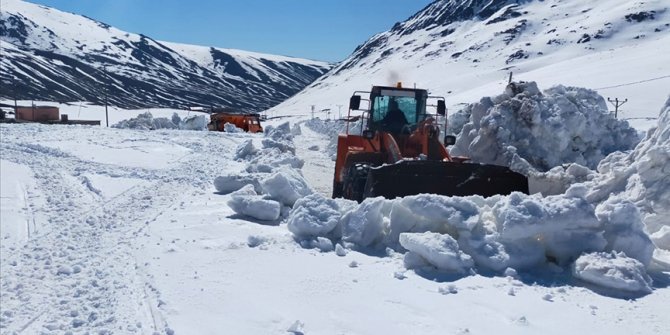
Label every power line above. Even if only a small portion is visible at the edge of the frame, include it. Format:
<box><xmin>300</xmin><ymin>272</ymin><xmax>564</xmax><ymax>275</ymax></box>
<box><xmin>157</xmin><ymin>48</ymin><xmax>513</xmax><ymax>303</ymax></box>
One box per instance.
<box><xmin>594</xmin><ymin>75</ymin><xmax>670</xmax><ymax>90</ymax></box>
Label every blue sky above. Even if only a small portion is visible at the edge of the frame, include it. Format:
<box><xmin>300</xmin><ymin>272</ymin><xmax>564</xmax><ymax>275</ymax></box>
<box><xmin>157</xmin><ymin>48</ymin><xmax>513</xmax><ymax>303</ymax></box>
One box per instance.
<box><xmin>28</xmin><ymin>0</ymin><xmax>434</xmax><ymax>62</ymax></box>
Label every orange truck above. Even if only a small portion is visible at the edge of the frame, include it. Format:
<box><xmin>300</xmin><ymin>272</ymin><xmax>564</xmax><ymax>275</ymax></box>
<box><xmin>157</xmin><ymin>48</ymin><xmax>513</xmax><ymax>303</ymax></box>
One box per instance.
<box><xmin>207</xmin><ymin>110</ymin><xmax>263</xmax><ymax>133</ymax></box>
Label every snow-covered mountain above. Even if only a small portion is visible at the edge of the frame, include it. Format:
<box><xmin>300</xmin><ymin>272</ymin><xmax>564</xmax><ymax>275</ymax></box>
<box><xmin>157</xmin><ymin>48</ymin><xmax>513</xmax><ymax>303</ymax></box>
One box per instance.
<box><xmin>270</xmin><ymin>0</ymin><xmax>669</xmax><ymax>125</ymax></box>
<box><xmin>0</xmin><ymin>0</ymin><xmax>332</xmax><ymax>111</ymax></box>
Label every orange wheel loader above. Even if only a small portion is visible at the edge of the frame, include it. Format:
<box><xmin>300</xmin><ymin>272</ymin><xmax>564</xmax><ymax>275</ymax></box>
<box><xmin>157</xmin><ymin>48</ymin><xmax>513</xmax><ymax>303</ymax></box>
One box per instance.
<box><xmin>332</xmin><ymin>83</ymin><xmax>528</xmax><ymax>202</ymax></box>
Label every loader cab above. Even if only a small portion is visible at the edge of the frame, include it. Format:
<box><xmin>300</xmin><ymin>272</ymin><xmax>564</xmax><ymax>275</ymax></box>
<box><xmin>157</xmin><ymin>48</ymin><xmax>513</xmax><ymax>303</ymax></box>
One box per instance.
<box><xmin>368</xmin><ymin>86</ymin><xmax>428</xmax><ymax>134</ymax></box>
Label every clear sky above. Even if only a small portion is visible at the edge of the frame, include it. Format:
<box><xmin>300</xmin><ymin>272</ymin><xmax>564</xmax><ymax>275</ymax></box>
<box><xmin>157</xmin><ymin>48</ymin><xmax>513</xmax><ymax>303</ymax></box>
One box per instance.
<box><xmin>27</xmin><ymin>0</ymin><xmax>434</xmax><ymax>62</ymax></box>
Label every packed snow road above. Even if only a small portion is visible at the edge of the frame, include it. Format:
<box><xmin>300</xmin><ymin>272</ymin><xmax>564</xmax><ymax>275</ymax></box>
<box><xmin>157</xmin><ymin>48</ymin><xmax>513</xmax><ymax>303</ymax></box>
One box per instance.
<box><xmin>1</xmin><ymin>118</ymin><xmax>669</xmax><ymax>335</ymax></box>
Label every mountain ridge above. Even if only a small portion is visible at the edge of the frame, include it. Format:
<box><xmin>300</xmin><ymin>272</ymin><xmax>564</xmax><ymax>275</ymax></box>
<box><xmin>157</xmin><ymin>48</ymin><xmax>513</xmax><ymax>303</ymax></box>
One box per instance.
<box><xmin>0</xmin><ymin>0</ymin><xmax>332</xmax><ymax>111</ymax></box>
<box><xmin>270</xmin><ymin>0</ymin><xmax>669</xmax><ymax>124</ymax></box>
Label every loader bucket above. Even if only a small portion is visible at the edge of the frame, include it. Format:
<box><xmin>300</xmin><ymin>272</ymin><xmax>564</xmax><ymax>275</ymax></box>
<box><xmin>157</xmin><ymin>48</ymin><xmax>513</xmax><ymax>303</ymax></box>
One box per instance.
<box><xmin>363</xmin><ymin>160</ymin><xmax>529</xmax><ymax>199</ymax></box>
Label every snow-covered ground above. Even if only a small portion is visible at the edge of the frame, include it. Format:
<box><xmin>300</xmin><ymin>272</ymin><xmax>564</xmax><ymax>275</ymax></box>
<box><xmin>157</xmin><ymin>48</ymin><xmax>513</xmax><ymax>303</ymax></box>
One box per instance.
<box><xmin>1</xmin><ymin>93</ymin><xmax>669</xmax><ymax>334</ymax></box>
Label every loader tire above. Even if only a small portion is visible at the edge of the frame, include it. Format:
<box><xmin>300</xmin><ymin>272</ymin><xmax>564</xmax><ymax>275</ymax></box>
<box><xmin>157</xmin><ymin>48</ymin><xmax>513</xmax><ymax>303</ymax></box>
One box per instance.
<box><xmin>343</xmin><ymin>163</ymin><xmax>370</xmax><ymax>203</ymax></box>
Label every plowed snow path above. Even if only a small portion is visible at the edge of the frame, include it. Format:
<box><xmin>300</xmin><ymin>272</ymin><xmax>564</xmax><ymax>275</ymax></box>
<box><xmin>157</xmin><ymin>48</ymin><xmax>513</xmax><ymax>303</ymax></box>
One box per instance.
<box><xmin>292</xmin><ymin>123</ymin><xmax>334</xmax><ymax>196</ymax></box>
<box><xmin>0</xmin><ymin>125</ymin><xmax>249</xmax><ymax>334</ymax></box>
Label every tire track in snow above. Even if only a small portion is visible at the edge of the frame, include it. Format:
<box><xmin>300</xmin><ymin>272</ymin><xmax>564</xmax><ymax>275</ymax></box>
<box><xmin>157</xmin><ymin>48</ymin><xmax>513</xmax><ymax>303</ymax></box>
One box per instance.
<box><xmin>0</xmin><ymin>125</ymin><xmax>245</xmax><ymax>334</ymax></box>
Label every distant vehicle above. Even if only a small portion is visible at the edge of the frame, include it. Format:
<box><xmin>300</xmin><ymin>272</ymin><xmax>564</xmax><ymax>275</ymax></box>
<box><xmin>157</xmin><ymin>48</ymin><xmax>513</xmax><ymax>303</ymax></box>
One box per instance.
<box><xmin>333</xmin><ymin>83</ymin><xmax>528</xmax><ymax>202</ymax></box>
<box><xmin>206</xmin><ymin>108</ymin><xmax>263</xmax><ymax>133</ymax></box>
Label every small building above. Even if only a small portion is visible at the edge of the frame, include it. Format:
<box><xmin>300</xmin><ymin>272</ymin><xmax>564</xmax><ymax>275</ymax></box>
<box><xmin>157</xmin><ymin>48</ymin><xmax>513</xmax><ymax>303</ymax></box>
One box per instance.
<box><xmin>16</xmin><ymin>106</ymin><xmax>59</xmax><ymax>122</ymax></box>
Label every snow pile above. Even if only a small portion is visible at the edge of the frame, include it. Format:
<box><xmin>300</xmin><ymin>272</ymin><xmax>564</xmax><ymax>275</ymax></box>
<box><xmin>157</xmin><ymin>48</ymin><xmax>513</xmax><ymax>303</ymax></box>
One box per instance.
<box><xmin>450</xmin><ymin>82</ymin><xmax>640</xmax><ymax>171</ymax></box>
<box><xmin>575</xmin><ymin>96</ymin><xmax>670</xmax><ymax>258</ymax></box>
<box><xmin>113</xmin><ymin>112</ymin><xmax>208</xmax><ymax>131</ymax></box>
<box><xmin>573</xmin><ymin>252</ymin><xmax>653</xmax><ymax>294</ymax></box>
<box><xmin>216</xmin><ymin>121</ymin><xmax>314</xmax><ymax>221</ymax></box>
<box><xmin>113</xmin><ymin>112</ymin><xmax>178</xmax><ymax>130</ymax></box>
<box><xmin>246</xmin><ymin>122</ymin><xmax>304</xmax><ymax>172</ymax></box>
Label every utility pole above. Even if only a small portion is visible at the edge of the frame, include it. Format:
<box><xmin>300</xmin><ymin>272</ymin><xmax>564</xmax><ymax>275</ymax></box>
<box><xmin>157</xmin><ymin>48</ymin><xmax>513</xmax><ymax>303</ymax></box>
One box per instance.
<box><xmin>337</xmin><ymin>104</ymin><xmax>343</xmax><ymax>119</ymax></box>
<box><xmin>102</xmin><ymin>65</ymin><xmax>109</xmax><ymax>127</ymax></box>
<box><xmin>607</xmin><ymin>97</ymin><xmax>627</xmax><ymax>119</ymax></box>
<box><xmin>508</xmin><ymin>72</ymin><xmax>513</xmax><ymax>84</ymax></box>
<box><xmin>13</xmin><ymin>77</ymin><xmax>18</xmax><ymax>113</ymax></box>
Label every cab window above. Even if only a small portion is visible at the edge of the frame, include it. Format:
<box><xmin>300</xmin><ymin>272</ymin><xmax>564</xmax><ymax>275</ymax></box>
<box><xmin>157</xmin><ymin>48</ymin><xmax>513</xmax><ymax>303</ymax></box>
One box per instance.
<box><xmin>371</xmin><ymin>90</ymin><xmax>421</xmax><ymax>126</ymax></box>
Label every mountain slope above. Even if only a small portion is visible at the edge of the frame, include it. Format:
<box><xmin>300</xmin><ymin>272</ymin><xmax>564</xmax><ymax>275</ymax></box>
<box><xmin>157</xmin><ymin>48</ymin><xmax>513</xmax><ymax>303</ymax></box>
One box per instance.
<box><xmin>0</xmin><ymin>0</ymin><xmax>332</xmax><ymax>110</ymax></box>
<box><xmin>269</xmin><ymin>0</ymin><xmax>670</xmax><ymax>125</ymax></box>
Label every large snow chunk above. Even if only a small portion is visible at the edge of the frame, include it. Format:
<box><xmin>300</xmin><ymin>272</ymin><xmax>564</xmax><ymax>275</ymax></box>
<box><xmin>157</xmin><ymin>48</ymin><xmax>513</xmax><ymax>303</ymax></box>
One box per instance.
<box><xmin>235</xmin><ymin>139</ymin><xmax>256</xmax><ymax>160</ymax></box>
<box><xmin>595</xmin><ymin>199</ymin><xmax>654</xmax><ymax>266</ymax></box>
<box><xmin>214</xmin><ymin>174</ymin><xmax>261</xmax><ymax>194</ymax></box>
<box><xmin>341</xmin><ymin>197</ymin><xmax>391</xmax><ymax>247</ymax></box>
<box><xmin>573</xmin><ymin>252</ymin><xmax>653</xmax><ymax>294</ymax></box>
<box><xmin>260</xmin><ymin>167</ymin><xmax>313</xmax><ymax>206</ymax></box>
<box><xmin>451</xmin><ymin>82</ymin><xmax>639</xmax><ymax>171</ymax></box>
<box><xmin>493</xmin><ymin>192</ymin><xmax>606</xmax><ymax>266</ymax></box>
<box><xmin>223</xmin><ymin>122</ymin><xmax>242</xmax><ymax>133</ymax></box>
<box><xmin>651</xmin><ymin>226</ymin><xmax>670</xmax><ymax>250</ymax></box>
<box><xmin>399</xmin><ymin>232</ymin><xmax>474</xmax><ymax>273</ymax></box>
<box><xmin>180</xmin><ymin>114</ymin><xmax>208</xmax><ymax>131</ymax></box>
<box><xmin>227</xmin><ymin>185</ymin><xmax>281</xmax><ymax>221</ymax></box>
<box><xmin>387</xmin><ymin>194</ymin><xmax>481</xmax><ymax>245</ymax></box>
<box><xmin>493</xmin><ymin>193</ymin><xmax>600</xmax><ymax>239</ymax></box>
<box><xmin>246</xmin><ymin>148</ymin><xmax>304</xmax><ymax>173</ymax></box>
<box><xmin>262</xmin><ymin>138</ymin><xmax>296</xmax><ymax>154</ymax></box>
<box><xmin>287</xmin><ymin>194</ymin><xmax>342</xmax><ymax>238</ymax></box>
<box><xmin>266</xmin><ymin>122</ymin><xmax>293</xmax><ymax>141</ymax></box>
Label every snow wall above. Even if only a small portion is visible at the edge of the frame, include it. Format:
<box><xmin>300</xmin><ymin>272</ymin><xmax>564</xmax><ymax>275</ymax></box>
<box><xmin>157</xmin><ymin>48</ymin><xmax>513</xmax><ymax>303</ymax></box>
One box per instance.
<box><xmin>113</xmin><ymin>112</ymin><xmax>208</xmax><ymax>131</ymax></box>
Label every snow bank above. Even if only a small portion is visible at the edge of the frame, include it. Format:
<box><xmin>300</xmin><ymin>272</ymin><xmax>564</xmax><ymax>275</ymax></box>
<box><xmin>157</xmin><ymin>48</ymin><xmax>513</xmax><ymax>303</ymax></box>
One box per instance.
<box><xmin>450</xmin><ymin>82</ymin><xmax>639</xmax><ymax>171</ymax></box>
<box><xmin>579</xmin><ymin>96</ymin><xmax>670</xmax><ymax>248</ymax></box>
<box><xmin>113</xmin><ymin>112</ymin><xmax>208</xmax><ymax>131</ymax></box>
<box><xmin>281</xmin><ymin>96</ymin><xmax>670</xmax><ymax>293</ymax></box>
<box><xmin>573</xmin><ymin>252</ymin><xmax>653</xmax><ymax>294</ymax></box>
